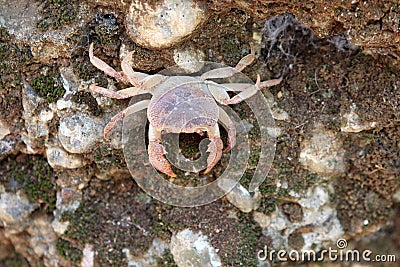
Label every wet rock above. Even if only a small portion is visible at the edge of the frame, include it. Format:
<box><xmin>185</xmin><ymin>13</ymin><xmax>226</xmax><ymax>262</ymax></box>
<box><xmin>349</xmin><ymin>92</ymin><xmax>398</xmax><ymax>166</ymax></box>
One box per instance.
<box><xmin>58</xmin><ymin>113</ymin><xmax>102</xmax><ymax>154</ymax></box>
<box><xmin>218</xmin><ymin>179</ymin><xmax>260</xmax><ymax>213</ymax></box>
<box><xmin>170</xmin><ymin>229</ymin><xmax>222</xmax><ymax>267</ymax></box>
<box><xmin>125</xmin><ymin>0</ymin><xmax>207</xmax><ymax>49</ymax></box>
<box><xmin>299</xmin><ymin>124</ymin><xmax>346</xmax><ymax>176</ymax></box>
<box><xmin>123</xmin><ymin>238</ymin><xmax>169</xmax><ymax>267</ymax></box>
<box><xmin>0</xmin><ymin>187</ymin><xmax>37</xmax><ymax>225</ymax></box>
<box><xmin>46</xmin><ymin>146</ymin><xmax>87</xmax><ymax>169</ymax></box>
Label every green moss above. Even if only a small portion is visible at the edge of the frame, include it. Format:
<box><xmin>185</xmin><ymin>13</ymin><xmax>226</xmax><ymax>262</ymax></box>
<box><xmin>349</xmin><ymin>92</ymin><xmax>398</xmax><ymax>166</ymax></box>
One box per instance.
<box><xmin>2</xmin><ymin>156</ymin><xmax>57</xmax><ymax>212</ymax></box>
<box><xmin>156</xmin><ymin>249</ymin><xmax>178</xmax><ymax>267</ymax></box>
<box><xmin>36</xmin><ymin>0</ymin><xmax>79</xmax><ymax>31</ymax></box>
<box><xmin>257</xmin><ymin>196</ymin><xmax>277</xmax><ymax>214</ymax></box>
<box><xmin>76</xmin><ymin>62</ymin><xmax>92</xmax><ymax>81</ymax></box>
<box><xmin>93</xmin><ymin>145</ymin><xmax>126</xmax><ymax>171</ymax></box>
<box><xmin>0</xmin><ymin>254</ymin><xmax>28</xmax><ymax>267</ymax></box>
<box><xmin>0</xmin><ymin>27</ymin><xmax>31</xmax><ymax>123</ymax></box>
<box><xmin>15</xmin><ymin>157</ymin><xmax>57</xmax><ymax>212</ymax></box>
<box><xmin>225</xmin><ymin>213</ymin><xmax>262</xmax><ymax>266</ymax></box>
<box><xmin>56</xmin><ymin>239</ymin><xmax>82</xmax><ymax>265</ymax></box>
<box><xmin>30</xmin><ymin>68</ymin><xmax>65</xmax><ymax>102</ymax></box>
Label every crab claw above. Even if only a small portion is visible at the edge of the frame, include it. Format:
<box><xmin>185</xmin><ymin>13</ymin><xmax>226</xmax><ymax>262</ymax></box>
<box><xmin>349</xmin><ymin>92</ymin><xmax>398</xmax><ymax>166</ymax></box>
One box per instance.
<box><xmin>148</xmin><ymin>125</ymin><xmax>176</xmax><ymax>177</ymax></box>
<box><xmin>223</xmin><ymin>125</ymin><xmax>236</xmax><ymax>153</ymax></box>
<box><xmin>148</xmin><ymin>141</ymin><xmax>177</xmax><ymax>177</ymax></box>
<box><xmin>202</xmin><ymin>137</ymin><xmax>223</xmax><ymax>174</ymax></box>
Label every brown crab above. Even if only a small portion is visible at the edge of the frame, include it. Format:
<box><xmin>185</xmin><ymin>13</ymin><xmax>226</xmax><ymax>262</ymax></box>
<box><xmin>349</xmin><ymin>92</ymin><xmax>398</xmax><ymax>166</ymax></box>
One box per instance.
<box><xmin>89</xmin><ymin>43</ymin><xmax>282</xmax><ymax>177</ymax></box>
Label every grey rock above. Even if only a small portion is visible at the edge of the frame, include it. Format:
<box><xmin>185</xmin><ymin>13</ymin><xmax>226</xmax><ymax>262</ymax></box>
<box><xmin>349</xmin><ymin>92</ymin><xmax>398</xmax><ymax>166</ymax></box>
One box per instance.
<box><xmin>0</xmin><ymin>188</ymin><xmax>37</xmax><ymax>225</ymax></box>
<box><xmin>52</xmin><ymin>188</ymin><xmax>82</xmax><ymax>235</ymax></box>
<box><xmin>218</xmin><ymin>179</ymin><xmax>260</xmax><ymax>213</ymax></box>
<box><xmin>123</xmin><ymin>238</ymin><xmax>169</xmax><ymax>267</ymax></box>
<box><xmin>0</xmin><ymin>136</ymin><xmax>15</xmax><ymax>158</ymax></box>
<box><xmin>58</xmin><ymin>113</ymin><xmax>102</xmax><ymax>154</ymax></box>
<box><xmin>46</xmin><ymin>146</ymin><xmax>87</xmax><ymax>169</ymax></box>
<box><xmin>21</xmin><ymin>83</ymin><xmax>49</xmax><ymax>153</ymax></box>
<box><xmin>341</xmin><ymin>103</ymin><xmax>377</xmax><ymax>133</ymax></box>
<box><xmin>126</xmin><ymin>0</ymin><xmax>207</xmax><ymax>49</ymax></box>
<box><xmin>0</xmin><ymin>0</ymin><xmax>93</xmax><ymax>62</ymax></box>
<box><xmin>170</xmin><ymin>229</ymin><xmax>222</xmax><ymax>267</ymax></box>
<box><xmin>81</xmin><ymin>244</ymin><xmax>95</xmax><ymax>267</ymax></box>
<box><xmin>173</xmin><ymin>47</ymin><xmax>206</xmax><ymax>73</ymax></box>
<box><xmin>28</xmin><ymin>215</ymin><xmax>59</xmax><ymax>267</ymax></box>
<box><xmin>261</xmin><ymin>185</ymin><xmax>344</xmax><ymax>251</ymax></box>
<box><xmin>299</xmin><ymin>123</ymin><xmax>346</xmax><ymax>176</ymax></box>
<box><xmin>0</xmin><ymin>120</ymin><xmax>10</xmax><ymax>140</ymax></box>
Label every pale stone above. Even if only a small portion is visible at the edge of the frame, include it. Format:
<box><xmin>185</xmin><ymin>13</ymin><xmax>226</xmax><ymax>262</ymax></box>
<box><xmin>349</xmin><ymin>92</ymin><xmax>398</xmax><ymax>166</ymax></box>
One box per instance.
<box><xmin>218</xmin><ymin>179</ymin><xmax>259</xmax><ymax>213</ymax></box>
<box><xmin>299</xmin><ymin>124</ymin><xmax>346</xmax><ymax>176</ymax></box>
<box><xmin>126</xmin><ymin>0</ymin><xmax>207</xmax><ymax>49</ymax></box>
<box><xmin>253</xmin><ymin>211</ymin><xmax>271</xmax><ymax>229</ymax></box>
<box><xmin>0</xmin><ymin>190</ymin><xmax>36</xmax><ymax>225</ymax></box>
<box><xmin>170</xmin><ymin>229</ymin><xmax>222</xmax><ymax>267</ymax></box>
<box><xmin>81</xmin><ymin>244</ymin><xmax>95</xmax><ymax>267</ymax></box>
<box><xmin>46</xmin><ymin>146</ymin><xmax>87</xmax><ymax>169</ymax></box>
<box><xmin>38</xmin><ymin>108</ymin><xmax>54</xmax><ymax>123</ymax></box>
<box><xmin>271</xmin><ymin>106</ymin><xmax>289</xmax><ymax>121</ymax></box>
<box><xmin>0</xmin><ymin>120</ymin><xmax>10</xmax><ymax>140</ymax></box>
<box><xmin>0</xmin><ymin>0</ymin><xmax>93</xmax><ymax>62</ymax></box>
<box><xmin>341</xmin><ymin>104</ymin><xmax>377</xmax><ymax>133</ymax></box>
<box><xmin>173</xmin><ymin>47</ymin><xmax>205</xmax><ymax>72</ymax></box>
<box><xmin>58</xmin><ymin>113</ymin><xmax>102</xmax><ymax>154</ymax></box>
<box><xmin>123</xmin><ymin>238</ymin><xmax>169</xmax><ymax>267</ymax></box>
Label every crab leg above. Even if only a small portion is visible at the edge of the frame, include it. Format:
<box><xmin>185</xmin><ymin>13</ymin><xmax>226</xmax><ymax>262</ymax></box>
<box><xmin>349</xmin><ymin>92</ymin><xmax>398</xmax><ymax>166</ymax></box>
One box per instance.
<box><xmin>235</xmin><ymin>43</ymin><xmax>256</xmax><ymax>71</ymax></box>
<box><xmin>121</xmin><ymin>51</ymin><xmax>150</xmax><ymax>87</ymax></box>
<box><xmin>218</xmin><ymin>77</ymin><xmax>283</xmax><ymax>92</ymax></box>
<box><xmin>218</xmin><ymin>107</ymin><xmax>236</xmax><ymax>152</ymax></box>
<box><xmin>202</xmin><ymin>124</ymin><xmax>224</xmax><ymax>174</ymax></box>
<box><xmin>148</xmin><ymin>125</ymin><xmax>177</xmax><ymax>177</ymax></box>
<box><xmin>200</xmin><ymin>44</ymin><xmax>255</xmax><ymax>80</ymax></box>
<box><xmin>90</xmin><ymin>74</ymin><xmax>167</xmax><ymax>99</ymax></box>
<box><xmin>206</xmin><ymin>76</ymin><xmax>282</xmax><ymax>105</ymax></box>
<box><xmin>89</xmin><ymin>43</ymin><xmax>128</xmax><ymax>84</ymax></box>
<box><xmin>90</xmin><ymin>85</ymin><xmax>144</xmax><ymax>99</ymax></box>
<box><xmin>103</xmin><ymin>99</ymin><xmax>150</xmax><ymax>140</ymax></box>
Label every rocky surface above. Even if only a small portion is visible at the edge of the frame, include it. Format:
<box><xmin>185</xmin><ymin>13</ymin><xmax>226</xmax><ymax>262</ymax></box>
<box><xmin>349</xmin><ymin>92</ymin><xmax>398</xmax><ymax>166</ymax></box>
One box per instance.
<box><xmin>0</xmin><ymin>0</ymin><xmax>399</xmax><ymax>266</ymax></box>
<box><xmin>170</xmin><ymin>229</ymin><xmax>222</xmax><ymax>267</ymax></box>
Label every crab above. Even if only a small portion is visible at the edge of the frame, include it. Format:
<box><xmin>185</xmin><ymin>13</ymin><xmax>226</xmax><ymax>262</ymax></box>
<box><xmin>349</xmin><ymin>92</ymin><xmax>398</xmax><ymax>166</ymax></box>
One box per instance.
<box><xmin>89</xmin><ymin>43</ymin><xmax>282</xmax><ymax>177</ymax></box>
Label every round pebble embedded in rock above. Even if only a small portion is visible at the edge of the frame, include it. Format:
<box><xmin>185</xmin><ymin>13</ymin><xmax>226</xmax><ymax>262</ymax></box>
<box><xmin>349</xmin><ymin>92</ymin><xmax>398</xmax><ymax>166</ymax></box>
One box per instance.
<box><xmin>125</xmin><ymin>0</ymin><xmax>207</xmax><ymax>49</ymax></box>
<box><xmin>58</xmin><ymin>113</ymin><xmax>101</xmax><ymax>154</ymax></box>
